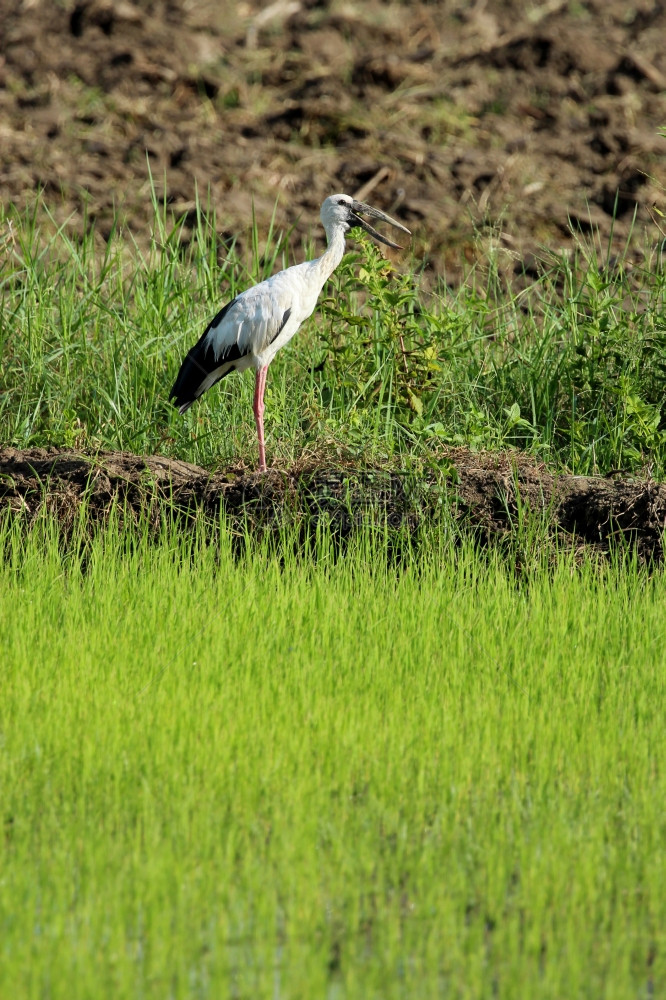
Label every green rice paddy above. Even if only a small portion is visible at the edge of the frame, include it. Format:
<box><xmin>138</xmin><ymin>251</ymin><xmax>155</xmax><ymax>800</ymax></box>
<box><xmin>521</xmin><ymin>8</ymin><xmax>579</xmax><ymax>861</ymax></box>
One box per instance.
<box><xmin>1</xmin><ymin>520</ymin><xmax>665</xmax><ymax>997</ymax></box>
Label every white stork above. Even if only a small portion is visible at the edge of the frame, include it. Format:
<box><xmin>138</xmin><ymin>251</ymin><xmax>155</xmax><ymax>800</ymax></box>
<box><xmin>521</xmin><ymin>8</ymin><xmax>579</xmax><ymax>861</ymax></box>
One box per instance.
<box><xmin>169</xmin><ymin>194</ymin><xmax>410</xmax><ymax>472</ymax></box>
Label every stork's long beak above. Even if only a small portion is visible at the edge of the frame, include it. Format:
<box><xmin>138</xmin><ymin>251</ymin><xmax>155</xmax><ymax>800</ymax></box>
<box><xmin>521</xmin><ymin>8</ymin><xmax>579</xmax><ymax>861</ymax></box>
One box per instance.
<box><xmin>349</xmin><ymin>200</ymin><xmax>411</xmax><ymax>250</ymax></box>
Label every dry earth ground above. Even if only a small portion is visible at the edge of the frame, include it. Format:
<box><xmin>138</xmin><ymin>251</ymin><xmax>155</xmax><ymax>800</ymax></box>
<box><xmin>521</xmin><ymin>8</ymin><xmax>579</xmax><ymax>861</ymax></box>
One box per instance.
<box><xmin>2</xmin><ymin>446</ymin><xmax>666</xmax><ymax>562</ymax></box>
<box><xmin>2</xmin><ymin>0</ymin><xmax>666</xmax><ymax>279</ymax></box>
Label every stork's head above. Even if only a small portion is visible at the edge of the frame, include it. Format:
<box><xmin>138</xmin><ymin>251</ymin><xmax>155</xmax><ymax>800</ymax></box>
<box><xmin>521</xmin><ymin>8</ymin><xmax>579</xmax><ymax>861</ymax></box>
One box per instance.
<box><xmin>320</xmin><ymin>193</ymin><xmax>411</xmax><ymax>249</ymax></box>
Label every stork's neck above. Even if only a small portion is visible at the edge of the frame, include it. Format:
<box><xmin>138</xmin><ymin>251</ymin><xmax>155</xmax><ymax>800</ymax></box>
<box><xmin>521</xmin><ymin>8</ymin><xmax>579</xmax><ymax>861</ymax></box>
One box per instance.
<box><xmin>312</xmin><ymin>222</ymin><xmax>347</xmax><ymax>285</ymax></box>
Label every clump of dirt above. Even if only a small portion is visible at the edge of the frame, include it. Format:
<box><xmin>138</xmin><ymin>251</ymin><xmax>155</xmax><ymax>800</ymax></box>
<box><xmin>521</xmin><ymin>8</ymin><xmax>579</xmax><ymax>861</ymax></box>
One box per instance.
<box><xmin>2</xmin><ymin>447</ymin><xmax>665</xmax><ymax>563</ymax></box>
<box><xmin>2</xmin><ymin>0</ymin><xmax>666</xmax><ymax>283</ymax></box>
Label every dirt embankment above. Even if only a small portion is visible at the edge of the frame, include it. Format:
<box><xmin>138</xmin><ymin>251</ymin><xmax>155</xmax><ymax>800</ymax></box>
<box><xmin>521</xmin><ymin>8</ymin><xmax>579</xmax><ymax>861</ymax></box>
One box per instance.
<box><xmin>2</xmin><ymin>0</ymin><xmax>666</xmax><ymax>282</ymax></box>
<box><xmin>2</xmin><ymin>447</ymin><xmax>665</xmax><ymax>562</ymax></box>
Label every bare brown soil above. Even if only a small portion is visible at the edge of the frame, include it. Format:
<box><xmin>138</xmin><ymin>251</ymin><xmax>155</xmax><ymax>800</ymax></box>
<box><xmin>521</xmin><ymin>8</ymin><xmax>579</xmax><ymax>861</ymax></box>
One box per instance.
<box><xmin>3</xmin><ymin>446</ymin><xmax>665</xmax><ymax>562</ymax></box>
<box><xmin>2</xmin><ymin>0</ymin><xmax>666</xmax><ymax>282</ymax></box>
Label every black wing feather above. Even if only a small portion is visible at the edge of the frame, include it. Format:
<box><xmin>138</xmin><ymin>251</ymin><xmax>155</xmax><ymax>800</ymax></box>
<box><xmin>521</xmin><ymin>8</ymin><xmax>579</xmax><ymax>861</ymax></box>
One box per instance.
<box><xmin>269</xmin><ymin>307</ymin><xmax>292</xmax><ymax>344</ymax></box>
<box><xmin>169</xmin><ymin>297</ymin><xmax>247</xmax><ymax>412</ymax></box>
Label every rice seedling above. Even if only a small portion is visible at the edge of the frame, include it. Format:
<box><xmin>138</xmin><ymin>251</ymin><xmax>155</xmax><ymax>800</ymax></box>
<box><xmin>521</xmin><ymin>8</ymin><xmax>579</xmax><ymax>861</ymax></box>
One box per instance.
<box><xmin>1</xmin><ymin>514</ymin><xmax>665</xmax><ymax>998</ymax></box>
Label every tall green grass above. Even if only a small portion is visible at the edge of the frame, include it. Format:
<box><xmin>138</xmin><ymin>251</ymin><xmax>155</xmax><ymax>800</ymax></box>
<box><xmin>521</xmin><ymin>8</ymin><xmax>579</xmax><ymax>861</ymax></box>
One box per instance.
<box><xmin>2</xmin><ymin>196</ymin><xmax>666</xmax><ymax>474</ymax></box>
<box><xmin>1</xmin><ymin>515</ymin><xmax>665</xmax><ymax>997</ymax></box>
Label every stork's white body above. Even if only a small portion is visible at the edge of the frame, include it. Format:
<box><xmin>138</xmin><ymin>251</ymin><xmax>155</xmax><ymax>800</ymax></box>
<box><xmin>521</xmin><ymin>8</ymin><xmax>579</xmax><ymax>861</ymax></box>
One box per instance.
<box><xmin>201</xmin><ymin>238</ymin><xmax>345</xmax><ymax>385</ymax></box>
<box><xmin>170</xmin><ymin>194</ymin><xmax>409</xmax><ymax>471</ymax></box>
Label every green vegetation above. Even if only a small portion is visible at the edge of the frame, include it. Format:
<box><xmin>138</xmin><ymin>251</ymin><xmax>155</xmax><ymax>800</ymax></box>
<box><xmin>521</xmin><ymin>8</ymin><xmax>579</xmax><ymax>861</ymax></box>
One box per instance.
<box><xmin>1</xmin><ymin>516</ymin><xmax>665</xmax><ymax>998</ymax></box>
<box><xmin>1</xmin><ymin>197</ymin><xmax>666</xmax><ymax>474</ymax></box>
<box><xmin>2</xmin><ymin>199</ymin><xmax>666</xmax><ymax>997</ymax></box>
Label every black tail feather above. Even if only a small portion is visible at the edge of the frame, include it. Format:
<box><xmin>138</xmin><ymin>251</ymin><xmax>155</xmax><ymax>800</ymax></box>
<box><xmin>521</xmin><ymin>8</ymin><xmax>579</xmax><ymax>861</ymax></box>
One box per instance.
<box><xmin>169</xmin><ymin>298</ymin><xmax>245</xmax><ymax>412</ymax></box>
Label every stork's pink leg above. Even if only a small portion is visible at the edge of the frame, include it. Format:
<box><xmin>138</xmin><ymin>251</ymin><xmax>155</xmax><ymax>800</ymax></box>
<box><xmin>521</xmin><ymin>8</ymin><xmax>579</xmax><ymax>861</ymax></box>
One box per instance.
<box><xmin>253</xmin><ymin>365</ymin><xmax>269</xmax><ymax>472</ymax></box>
